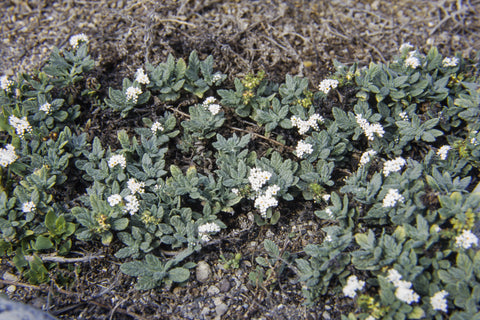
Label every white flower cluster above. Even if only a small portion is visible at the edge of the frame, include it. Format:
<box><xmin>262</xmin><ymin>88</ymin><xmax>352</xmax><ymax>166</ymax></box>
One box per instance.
<box><xmin>355</xmin><ymin>114</ymin><xmax>384</xmax><ymax>141</ymax></box>
<box><xmin>383</xmin><ymin>157</ymin><xmax>406</xmax><ymax>176</ymax></box>
<box><xmin>436</xmin><ymin>145</ymin><xmax>451</xmax><ymax>160</ymax></box>
<box><xmin>125</xmin><ymin>86</ymin><xmax>142</xmax><ymax>103</ymax></box>
<box><xmin>69</xmin><ymin>33</ymin><xmax>89</xmax><ymax>49</ymax></box>
<box><xmin>291</xmin><ymin>114</ymin><xmax>324</xmax><ymax>135</ymax></box>
<box><xmin>127</xmin><ymin>178</ymin><xmax>145</xmax><ymax>195</ymax></box>
<box><xmin>0</xmin><ymin>144</ymin><xmax>18</xmax><ymax>167</ymax></box>
<box><xmin>405</xmin><ymin>52</ymin><xmax>421</xmax><ymax>69</ymax></box>
<box><xmin>442</xmin><ymin>57</ymin><xmax>459</xmax><ymax>68</ymax></box>
<box><xmin>39</xmin><ymin>102</ymin><xmax>52</xmax><ymax>114</ymax></box>
<box><xmin>359</xmin><ymin>149</ymin><xmax>376</xmax><ymax>167</ymax></box>
<box><xmin>198</xmin><ymin>222</ymin><xmax>221</xmax><ymax>242</ymax></box>
<box><xmin>107</xmin><ymin>194</ymin><xmax>123</xmax><ymax>207</ymax></box>
<box><xmin>151</xmin><ymin>121</ymin><xmax>164</xmax><ymax>134</ymax></box>
<box><xmin>124</xmin><ymin>195</ymin><xmax>139</xmax><ymax>215</ymax></box>
<box><xmin>9</xmin><ymin>115</ymin><xmax>32</xmax><ymax>137</ymax></box>
<box><xmin>134</xmin><ymin>67</ymin><xmax>150</xmax><ymax>85</ymax></box>
<box><xmin>318</xmin><ymin>79</ymin><xmax>339</xmax><ymax>94</ymax></box>
<box><xmin>22</xmin><ymin>201</ymin><xmax>36</xmax><ymax>213</ymax></box>
<box><xmin>1</xmin><ymin>75</ymin><xmax>14</xmax><ymax>91</ymax></box>
<box><xmin>386</xmin><ymin>269</ymin><xmax>419</xmax><ymax>305</ymax></box>
<box><xmin>430</xmin><ymin>290</ymin><xmax>449</xmax><ymax>313</ymax></box>
<box><xmin>254</xmin><ymin>185</ymin><xmax>280</xmax><ymax>217</ymax></box>
<box><xmin>108</xmin><ymin>154</ymin><xmax>126</xmax><ymax>169</ymax></box>
<box><xmin>399</xmin><ymin>42</ymin><xmax>414</xmax><ymax>52</ymax></box>
<box><xmin>248</xmin><ymin>168</ymin><xmax>272</xmax><ymax>192</ymax></box>
<box><xmin>295</xmin><ymin>140</ymin><xmax>313</xmax><ymax>158</ymax></box>
<box><xmin>202</xmin><ymin>97</ymin><xmax>222</xmax><ymax>115</ymax></box>
<box><xmin>212</xmin><ymin>73</ymin><xmax>223</xmax><ymax>82</ymax></box>
<box><xmin>342</xmin><ymin>275</ymin><xmax>365</xmax><ymax>298</ymax></box>
<box><xmin>383</xmin><ymin>189</ymin><xmax>405</xmax><ymax>208</ymax></box>
<box><xmin>455</xmin><ymin>229</ymin><xmax>478</xmax><ymax>249</ymax></box>
<box><xmin>398</xmin><ymin>111</ymin><xmax>409</xmax><ymax>121</ymax></box>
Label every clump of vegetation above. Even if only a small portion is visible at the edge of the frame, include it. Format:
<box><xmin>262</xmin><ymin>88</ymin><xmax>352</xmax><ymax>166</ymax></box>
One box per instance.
<box><xmin>1</xmin><ymin>35</ymin><xmax>479</xmax><ymax>319</ymax></box>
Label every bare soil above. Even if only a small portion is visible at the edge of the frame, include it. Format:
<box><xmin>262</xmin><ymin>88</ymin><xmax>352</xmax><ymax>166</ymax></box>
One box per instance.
<box><xmin>0</xmin><ymin>1</ymin><xmax>479</xmax><ymax>319</ymax></box>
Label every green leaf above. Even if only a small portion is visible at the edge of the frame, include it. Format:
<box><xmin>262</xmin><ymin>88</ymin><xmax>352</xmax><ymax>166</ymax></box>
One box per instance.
<box><xmin>34</xmin><ymin>236</ymin><xmax>54</xmax><ymax>250</ymax></box>
<box><xmin>168</xmin><ymin>267</ymin><xmax>190</xmax><ymax>283</ymax></box>
<box><xmin>256</xmin><ymin>257</ymin><xmax>270</xmax><ymax>267</ymax></box>
<box><xmin>264</xmin><ymin>239</ymin><xmax>280</xmax><ymax>257</ymax></box>
<box><xmin>112</xmin><ymin>218</ymin><xmax>129</xmax><ymax>231</ymax></box>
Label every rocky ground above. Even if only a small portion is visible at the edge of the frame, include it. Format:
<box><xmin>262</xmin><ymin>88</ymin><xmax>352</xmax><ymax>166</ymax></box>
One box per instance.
<box><xmin>0</xmin><ymin>0</ymin><xmax>479</xmax><ymax>319</ymax></box>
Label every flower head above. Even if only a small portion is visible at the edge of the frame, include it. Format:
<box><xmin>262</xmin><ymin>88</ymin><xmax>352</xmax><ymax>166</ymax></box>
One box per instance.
<box><xmin>107</xmin><ymin>194</ymin><xmax>122</xmax><ymax>207</ymax></box>
<box><xmin>0</xmin><ymin>144</ymin><xmax>18</xmax><ymax>167</ymax></box>
<box><xmin>254</xmin><ymin>193</ymin><xmax>278</xmax><ymax>217</ymax></box>
<box><xmin>437</xmin><ymin>145</ymin><xmax>451</xmax><ymax>160</ymax></box>
<box><xmin>295</xmin><ymin>140</ymin><xmax>313</xmax><ymax>158</ymax></box>
<box><xmin>342</xmin><ymin>275</ymin><xmax>365</xmax><ymax>298</ymax></box>
<box><xmin>359</xmin><ymin>150</ymin><xmax>377</xmax><ymax>167</ymax></box>
<box><xmin>383</xmin><ymin>157</ymin><xmax>406</xmax><ymax>176</ymax></box>
<box><xmin>291</xmin><ymin>114</ymin><xmax>324</xmax><ymax>135</ymax></box>
<box><xmin>198</xmin><ymin>222</ymin><xmax>221</xmax><ymax>243</ymax></box>
<box><xmin>395</xmin><ymin>286</ymin><xmax>420</xmax><ymax>304</ymax></box>
<box><xmin>442</xmin><ymin>57</ymin><xmax>459</xmax><ymax>68</ymax></box>
<box><xmin>405</xmin><ymin>54</ymin><xmax>421</xmax><ymax>69</ymax></box>
<box><xmin>69</xmin><ymin>33</ymin><xmax>89</xmax><ymax>49</ymax></box>
<box><xmin>208</xmin><ymin>103</ymin><xmax>222</xmax><ymax>115</ymax></box>
<box><xmin>248</xmin><ymin>168</ymin><xmax>272</xmax><ymax>192</ymax></box>
<box><xmin>151</xmin><ymin>121</ymin><xmax>164</xmax><ymax>134</ymax></box>
<box><xmin>22</xmin><ymin>201</ymin><xmax>36</xmax><ymax>213</ymax></box>
<box><xmin>39</xmin><ymin>102</ymin><xmax>52</xmax><ymax>114</ymax></box>
<box><xmin>127</xmin><ymin>178</ymin><xmax>145</xmax><ymax>195</ymax></box>
<box><xmin>383</xmin><ymin>189</ymin><xmax>405</xmax><ymax>208</ymax></box>
<box><xmin>399</xmin><ymin>42</ymin><xmax>414</xmax><ymax>53</ymax></box>
<box><xmin>1</xmin><ymin>76</ymin><xmax>14</xmax><ymax>91</ymax></box>
<box><xmin>125</xmin><ymin>86</ymin><xmax>142</xmax><ymax>103</ymax></box>
<box><xmin>386</xmin><ymin>269</ymin><xmax>402</xmax><ymax>283</ymax></box>
<box><xmin>124</xmin><ymin>195</ymin><xmax>139</xmax><ymax>215</ymax></box>
<box><xmin>355</xmin><ymin>114</ymin><xmax>384</xmax><ymax>141</ymax></box>
<box><xmin>134</xmin><ymin>68</ymin><xmax>150</xmax><ymax>85</ymax></box>
<box><xmin>318</xmin><ymin>79</ymin><xmax>339</xmax><ymax>94</ymax></box>
<box><xmin>108</xmin><ymin>154</ymin><xmax>126</xmax><ymax>169</ymax></box>
<box><xmin>9</xmin><ymin>115</ymin><xmax>32</xmax><ymax>138</ymax></box>
<box><xmin>455</xmin><ymin>229</ymin><xmax>478</xmax><ymax>249</ymax></box>
<box><xmin>431</xmin><ymin>290</ymin><xmax>448</xmax><ymax>312</ymax></box>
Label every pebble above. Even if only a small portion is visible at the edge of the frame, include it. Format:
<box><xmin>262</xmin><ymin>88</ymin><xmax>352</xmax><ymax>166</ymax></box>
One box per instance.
<box><xmin>265</xmin><ymin>229</ymin><xmax>274</xmax><ymax>238</ymax></box>
<box><xmin>3</xmin><ymin>272</ymin><xmax>18</xmax><ymax>282</ymax></box>
<box><xmin>207</xmin><ymin>285</ymin><xmax>220</xmax><ymax>296</ymax></box>
<box><xmin>215</xmin><ymin>303</ymin><xmax>228</xmax><ymax>317</ymax></box>
<box><xmin>219</xmin><ymin>278</ymin><xmax>231</xmax><ymax>292</ymax></box>
<box><xmin>322</xmin><ymin>311</ymin><xmax>331</xmax><ymax>320</ymax></box>
<box><xmin>6</xmin><ymin>285</ymin><xmax>16</xmax><ymax>293</ymax></box>
<box><xmin>196</xmin><ymin>261</ymin><xmax>211</xmax><ymax>283</ymax></box>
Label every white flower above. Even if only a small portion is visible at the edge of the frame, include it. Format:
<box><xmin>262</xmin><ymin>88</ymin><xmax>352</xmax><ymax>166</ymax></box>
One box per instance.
<box><xmin>198</xmin><ymin>222</ymin><xmax>221</xmax><ymax>234</ymax></box>
<box><xmin>455</xmin><ymin>229</ymin><xmax>478</xmax><ymax>249</ymax></box>
<box><xmin>437</xmin><ymin>145</ymin><xmax>451</xmax><ymax>160</ymax></box>
<box><xmin>231</xmin><ymin>188</ymin><xmax>239</xmax><ymax>195</ymax></box>
<box><xmin>0</xmin><ymin>144</ymin><xmax>18</xmax><ymax>167</ymax></box>
<box><xmin>124</xmin><ymin>195</ymin><xmax>139</xmax><ymax>215</ymax></box>
<box><xmin>212</xmin><ymin>73</ymin><xmax>223</xmax><ymax>82</ymax></box>
<box><xmin>430</xmin><ymin>290</ymin><xmax>448</xmax><ymax>312</ymax></box>
<box><xmin>318</xmin><ymin>79</ymin><xmax>339</xmax><ymax>94</ymax></box>
<box><xmin>295</xmin><ymin>140</ymin><xmax>313</xmax><ymax>158</ymax></box>
<box><xmin>365</xmin><ymin>316</ymin><xmax>376</xmax><ymax>320</ymax></box>
<box><xmin>471</xmin><ymin>137</ymin><xmax>478</xmax><ymax>145</ymax></box>
<box><xmin>1</xmin><ymin>76</ymin><xmax>14</xmax><ymax>91</ymax></box>
<box><xmin>9</xmin><ymin>115</ymin><xmax>32</xmax><ymax>137</ymax></box>
<box><xmin>399</xmin><ymin>111</ymin><xmax>409</xmax><ymax>121</ymax></box>
<box><xmin>342</xmin><ymin>275</ymin><xmax>365</xmax><ymax>298</ymax></box>
<box><xmin>134</xmin><ymin>68</ymin><xmax>150</xmax><ymax>85</ymax></box>
<box><xmin>107</xmin><ymin>194</ymin><xmax>122</xmax><ymax>206</ymax></box>
<box><xmin>322</xmin><ymin>194</ymin><xmax>331</xmax><ymax>202</ymax></box>
<box><xmin>355</xmin><ymin>114</ymin><xmax>384</xmax><ymax>141</ymax></box>
<box><xmin>325</xmin><ymin>208</ymin><xmax>334</xmax><ymax>218</ymax></box>
<box><xmin>39</xmin><ymin>102</ymin><xmax>52</xmax><ymax>114</ymax></box>
<box><xmin>359</xmin><ymin>150</ymin><xmax>377</xmax><ymax>167</ymax></box>
<box><xmin>208</xmin><ymin>103</ymin><xmax>222</xmax><ymax>115</ymax></box>
<box><xmin>266</xmin><ymin>185</ymin><xmax>280</xmax><ymax>197</ymax></box>
<box><xmin>69</xmin><ymin>33</ymin><xmax>89</xmax><ymax>49</ymax></box>
<box><xmin>248</xmin><ymin>168</ymin><xmax>272</xmax><ymax>192</ymax></box>
<box><xmin>386</xmin><ymin>269</ymin><xmax>402</xmax><ymax>283</ymax></box>
<box><xmin>291</xmin><ymin>114</ymin><xmax>324</xmax><ymax>135</ymax></box>
<box><xmin>127</xmin><ymin>178</ymin><xmax>145</xmax><ymax>194</ymax></box>
<box><xmin>108</xmin><ymin>154</ymin><xmax>126</xmax><ymax>169</ymax></box>
<box><xmin>405</xmin><ymin>55</ymin><xmax>421</xmax><ymax>69</ymax></box>
<box><xmin>442</xmin><ymin>57</ymin><xmax>459</xmax><ymax>68</ymax></box>
<box><xmin>383</xmin><ymin>157</ymin><xmax>406</xmax><ymax>176</ymax></box>
<box><xmin>151</xmin><ymin>121</ymin><xmax>164</xmax><ymax>134</ymax></box>
<box><xmin>324</xmin><ymin>234</ymin><xmax>332</xmax><ymax>242</ymax></box>
<box><xmin>125</xmin><ymin>86</ymin><xmax>142</xmax><ymax>103</ymax></box>
<box><xmin>395</xmin><ymin>286</ymin><xmax>420</xmax><ymax>304</ymax></box>
<box><xmin>22</xmin><ymin>201</ymin><xmax>36</xmax><ymax>213</ymax></box>
<box><xmin>399</xmin><ymin>42</ymin><xmax>414</xmax><ymax>52</ymax></box>
<box><xmin>203</xmin><ymin>97</ymin><xmax>216</xmax><ymax>105</ymax></box>
<box><xmin>254</xmin><ymin>193</ymin><xmax>278</xmax><ymax>217</ymax></box>
<box><xmin>382</xmin><ymin>189</ymin><xmax>405</xmax><ymax>208</ymax></box>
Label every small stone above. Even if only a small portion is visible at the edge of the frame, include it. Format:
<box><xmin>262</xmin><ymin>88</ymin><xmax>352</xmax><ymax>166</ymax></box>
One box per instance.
<box><xmin>219</xmin><ymin>278</ymin><xmax>231</xmax><ymax>292</ymax></box>
<box><xmin>6</xmin><ymin>285</ymin><xmax>16</xmax><ymax>293</ymax></box>
<box><xmin>265</xmin><ymin>229</ymin><xmax>274</xmax><ymax>238</ymax></box>
<box><xmin>196</xmin><ymin>261</ymin><xmax>211</xmax><ymax>283</ymax></box>
<box><xmin>207</xmin><ymin>285</ymin><xmax>220</xmax><ymax>296</ymax></box>
<box><xmin>322</xmin><ymin>311</ymin><xmax>331</xmax><ymax>320</ymax></box>
<box><xmin>215</xmin><ymin>303</ymin><xmax>228</xmax><ymax>317</ymax></box>
<box><xmin>3</xmin><ymin>272</ymin><xmax>18</xmax><ymax>282</ymax></box>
